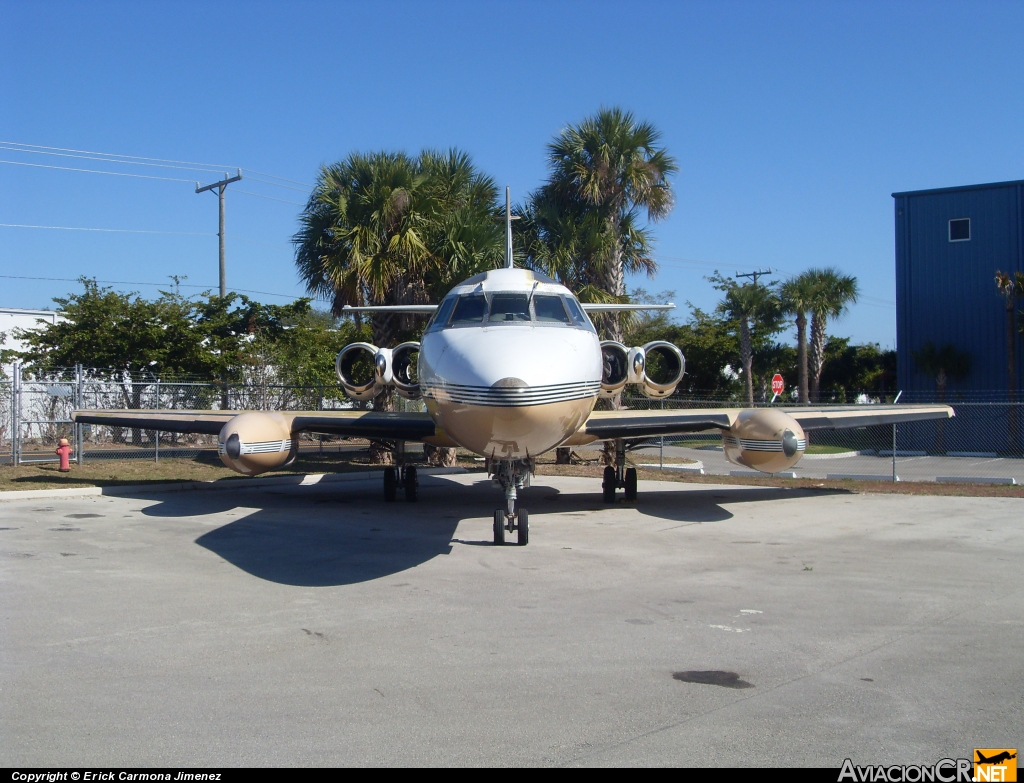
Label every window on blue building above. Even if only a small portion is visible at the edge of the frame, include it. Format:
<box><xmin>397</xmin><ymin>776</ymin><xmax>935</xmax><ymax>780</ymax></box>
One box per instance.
<box><xmin>949</xmin><ymin>218</ymin><xmax>970</xmax><ymax>242</ymax></box>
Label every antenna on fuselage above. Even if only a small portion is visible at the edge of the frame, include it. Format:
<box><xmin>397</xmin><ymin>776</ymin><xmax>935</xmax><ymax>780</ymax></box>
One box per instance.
<box><xmin>505</xmin><ymin>186</ymin><xmax>514</xmax><ymax>268</ymax></box>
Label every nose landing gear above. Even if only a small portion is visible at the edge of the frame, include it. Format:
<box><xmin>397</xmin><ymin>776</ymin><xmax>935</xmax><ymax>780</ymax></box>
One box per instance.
<box><xmin>602</xmin><ymin>438</ymin><xmax>638</xmax><ymax>502</ymax></box>
<box><xmin>491</xmin><ymin>458</ymin><xmax>532</xmax><ymax>546</ymax></box>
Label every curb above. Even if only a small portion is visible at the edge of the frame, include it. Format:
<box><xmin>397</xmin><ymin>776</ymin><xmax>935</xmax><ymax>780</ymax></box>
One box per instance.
<box><xmin>729</xmin><ymin>469</ymin><xmax>798</xmax><ymax>479</ymax></box>
<box><xmin>0</xmin><ymin>467</ymin><xmax>469</xmax><ymax>502</ymax></box>
<box><xmin>801</xmin><ymin>450</ymin><xmax>876</xmax><ymax>460</ymax></box>
<box><xmin>639</xmin><ymin>462</ymin><xmax>705</xmax><ymax>474</ymax></box>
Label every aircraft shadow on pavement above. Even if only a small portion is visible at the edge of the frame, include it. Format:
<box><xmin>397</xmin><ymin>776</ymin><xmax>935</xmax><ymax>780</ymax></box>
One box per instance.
<box><xmin>127</xmin><ymin>475</ymin><xmax>845</xmax><ymax>587</ymax></box>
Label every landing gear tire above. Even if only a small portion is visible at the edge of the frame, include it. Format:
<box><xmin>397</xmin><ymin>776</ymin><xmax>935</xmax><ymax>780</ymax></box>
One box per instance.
<box><xmin>493</xmin><ymin>510</ymin><xmax>506</xmax><ymax>545</ymax></box>
<box><xmin>383</xmin><ymin>467</ymin><xmax>397</xmax><ymax>502</ymax></box>
<box><xmin>602</xmin><ymin>465</ymin><xmax>616</xmax><ymax>503</ymax></box>
<box><xmin>404</xmin><ymin>465</ymin><xmax>418</xmax><ymax>502</ymax></box>
<box><xmin>517</xmin><ymin>508</ymin><xmax>529</xmax><ymax>546</ymax></box>
<box><xmin>624</xmin><ymin>467</ymin><xmax>638</xmax><ymax>501</ymax></box>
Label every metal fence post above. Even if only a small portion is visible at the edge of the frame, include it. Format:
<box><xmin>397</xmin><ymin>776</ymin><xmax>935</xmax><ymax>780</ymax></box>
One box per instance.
<box><xmin>11</xmin><ymin>361</ymin><xmax>20</xmax><ymax>467</ymax></box>
<box><xmin>155</xmin><ymin>377</ymin><xmax>160</xmax><ymax>464</ymax></box>
<box><xmin>892</xmin><ymin>390</ymin><xmax>902</xmax><ymax>482</ymax></box>
<box><xmin>660</xmin><ymin>397</ymin><xmax>664</xmax><ymax>470</ymax></box>
<box><xmin>75</xmin><ymin>364</ymin><xmax>84</xmax><ymax>465</ymax></box>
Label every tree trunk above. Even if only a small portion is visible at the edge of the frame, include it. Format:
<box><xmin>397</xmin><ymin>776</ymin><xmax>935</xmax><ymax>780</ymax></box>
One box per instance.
<box><xmin>424</xmin><ymin>443</ymin><xmax>457</xmax><ymax>467</ymax></box>
<box><xmin>809</xmin><ymin>311</ymin><xmax>827</xmax><ymax>402</ymax></box>
<box><xmin>601</xmin><ymin>220</ymin><xmax>626</xmax><ymax>344</ymax></box>
<box><xmin>796</xmin><ymin>311</ymin><xmax>809</xmax><ymax>404</ymax></box>
<box><xmin>740</xmin><ymin>317</ymin><xmax>754</xmax><ymax>406</ymax></box>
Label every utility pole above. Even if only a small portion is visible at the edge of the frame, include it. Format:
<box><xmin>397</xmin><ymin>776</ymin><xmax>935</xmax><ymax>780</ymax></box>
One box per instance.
<box><xmin>736</xmin><ymin>268</ymin><xmax>773</xmax><ymax>285</ymax></box>
<box><xmin>196</xmin><ymin>169</ymin><xmax>242</xmax><ymax>297</ymax></box>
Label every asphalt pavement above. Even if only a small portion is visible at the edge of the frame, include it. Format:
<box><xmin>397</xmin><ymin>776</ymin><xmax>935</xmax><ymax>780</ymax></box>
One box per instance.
<box><xmin>1</xmin><ymin>473</ymin><xmax>1021</xmax><ymax>766</ymax></box>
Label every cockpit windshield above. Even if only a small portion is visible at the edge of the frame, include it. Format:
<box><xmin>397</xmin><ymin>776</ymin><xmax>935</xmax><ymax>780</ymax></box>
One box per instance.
<box><xmin>489</xmin><ymin>293</ymin><xmax>531</xmax><ymax>323</ymax></box>
<box><xmin>428</xmin><ymin>290</ymin><xmax>596</xmax><ymax>333</ymax></box>
<box><xmin>534</xmin><ymin>294</ymin><xmax>572</xmax><ymax>324</ymax></box>
<box><xmin>450</xmin><ymin>294</ymin><xmax>487</xmax><ymax>324</ymax></box>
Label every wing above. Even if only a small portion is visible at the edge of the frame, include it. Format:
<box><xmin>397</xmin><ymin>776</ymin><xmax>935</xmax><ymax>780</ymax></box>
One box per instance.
<box><xmin>72</xmin><ymin>409</ymin><xmax>447</xmax><ymax>443</ymax></box>
<box><xmin>566</xmin><ymin>404</ymin><xmax>953</xmax><ymax>444</ymax></box>
<box><xmin>580</xmin><ymin>303</ymin><xmax>675</xmax><ymax>312</ymax></box>
<box><xmin>341</xmin><ymin>304</ymin><xmax>438</xmax><ymax>314</ymax></box>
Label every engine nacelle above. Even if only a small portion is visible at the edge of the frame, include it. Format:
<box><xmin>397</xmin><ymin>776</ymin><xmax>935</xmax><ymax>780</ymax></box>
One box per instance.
<box><xmin>722</xmin><ymin>409</ymin><xmax>806</xmax><ymax>474</ymax></box>
<box><xmin>599</xmin><ymin>341</ymin><xmax>629</xmax><ymax>398</ymax></box>
<box><xmin>336</xmin><ymin>342</ymin><xmax>382</xmax><ymax>401</ymax></box>
<box><xmin>391</xmin><ymin>341</ymin><xmax>421</xmax><ymax>400</ymax></box>
<box><xmin>637</xmin><ymin>341</ymin><xmax>685</xmax><ymax>399</ymax></box>
<box><xmin>336</xmin><ymin>341</ymin><xmax>421</xmax><ymax>400</ymax></box>
<box><xmin>218</xmin><ymin>412</ymin><xmax>297</xmax><ymax>476</ymax></box>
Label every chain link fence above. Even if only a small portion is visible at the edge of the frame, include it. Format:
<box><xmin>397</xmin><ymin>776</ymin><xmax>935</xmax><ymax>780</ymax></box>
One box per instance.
<box><xmin>618</xmin><ymin>393</ymin><xmax>1024</xmax><ymax>485</ymax></box>
<box><xmin>3</xmin><ymin>365</ymin><xmax>1023</xmax><ymax>484</ymax></box>
<box><xmin>2</xmin><ymin>364</ymin><xmax>427</xmax><ymax>466</ymax></box>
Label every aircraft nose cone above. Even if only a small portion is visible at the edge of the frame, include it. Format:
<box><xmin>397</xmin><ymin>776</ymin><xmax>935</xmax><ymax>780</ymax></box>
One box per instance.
<box><xmin>782</xmin><ymin>429</ymin><xmax>798</xmax><ymax>458</ymax></box>
<box><xmin>226</xmin><ymin>432</ymin><xmax>241</xmax><ymax>459</ymax></box>
<box><xmin>492</xmin><ymin>377</ymin><xmax>528</xmax><ymax>389</ymax></box>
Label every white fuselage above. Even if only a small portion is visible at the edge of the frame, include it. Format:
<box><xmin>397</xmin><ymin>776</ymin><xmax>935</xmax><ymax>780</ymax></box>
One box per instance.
<box><xmin>418</xmin><ymin>268</ymin><xmax>603</xmax><ymax>459</ymax></box>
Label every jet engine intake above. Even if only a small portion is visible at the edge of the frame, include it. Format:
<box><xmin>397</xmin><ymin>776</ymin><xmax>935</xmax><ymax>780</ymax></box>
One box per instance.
<box><xmin>218</xmin><ymin>412</ymin><xmax>297</xmax><ymax>476</ymax></box>
<box><xmin>721</xmin><ymin>409</ymin><xmax>806</xmax><ymax>474</ymax></box>
<box><xmin>391</xmin><ymin>341</ymin><xmax>421</xmax><ymax>400</ymax></box>
<box><xmin>599</xmin><ymin>341</ymin><xmax>629</xmax><ymax>398</ymax></box>
<box><xmin>637</xmin><ymin>341</ymin><xmax>685</xmax><ymax>399</ymax></box>
<box><xmin>336</xmin><ymin>342</ymin><xmax>382</xmax><ymax>400</ymax></box>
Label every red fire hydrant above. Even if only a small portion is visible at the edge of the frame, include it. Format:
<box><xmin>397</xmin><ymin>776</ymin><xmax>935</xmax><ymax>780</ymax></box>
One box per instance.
<box><xmin>55</xmin><ymin>438</ymin><xmax>73</xmax><ymax>472</ymax></box>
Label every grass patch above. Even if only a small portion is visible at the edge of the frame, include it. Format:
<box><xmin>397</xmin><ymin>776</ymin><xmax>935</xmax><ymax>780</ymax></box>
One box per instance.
<box><xmin>0</xmin><ymin>447</ymin><xmax>484</xmax><ymax>492</ymax></box>
<box><xmin>804</xmin><ymin>444</ymin><xmax>860</xmax><ymax>454</ymax></box>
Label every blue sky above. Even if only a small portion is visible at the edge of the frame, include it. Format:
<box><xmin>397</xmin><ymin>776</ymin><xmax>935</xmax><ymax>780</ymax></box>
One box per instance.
<box><xmin>2</xmin><ymin>0</ymin><xmax>1022</xmax><ymax>348</ymax></box>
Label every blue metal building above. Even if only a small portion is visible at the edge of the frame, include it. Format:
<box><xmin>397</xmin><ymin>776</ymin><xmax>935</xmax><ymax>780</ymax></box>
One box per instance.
<box><xmin>894</xmin><ymin>179</ymin><xmax>1024</xmax><ymax>396</ymax></box>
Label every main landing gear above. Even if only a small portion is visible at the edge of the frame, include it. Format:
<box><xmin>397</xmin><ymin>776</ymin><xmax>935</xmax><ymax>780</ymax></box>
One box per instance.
<box><xmin>602</xmin><ymin>438</ymin><xmax>638</xmax><ymax>503</ymax></box>
<box><xmin>383</xmin><ymin>440</ymin><xmax>418</xmax><ymax>502</ymax></box>
<box><xmin>490</xmin><ymin>458</ymin><xmax>531</xmax><ymax>546</ymax></box>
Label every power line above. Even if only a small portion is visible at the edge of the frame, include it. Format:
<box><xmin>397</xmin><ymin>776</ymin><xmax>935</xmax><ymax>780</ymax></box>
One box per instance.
<box><xmin>0</xmin><ymin>159</ymin><xmax>195</xmax><ymax>182</ymax></box>
<box><xmin>0</xmin><ymin>274</ymin><xmax>301</xmax><ymax>301</ymax></box>
<box><xmin>0</xmin><ymin>140</ymin><xmax>312</xmax><ymax>189</ymax></box>
<box><xmin>0</xmin><ymin>144</ymin><xmax>229</xmax><ymax>175</ymax></box>
<box><xmin>0</xmin><ymin>140</ymin><xmax>238</xmax><ymax>171</ymax></box>
<box><xmin>0</xmin><ymin>223</ymin><xmax>215</xmax><ymax>236</ymax></box>
<box><xmin>244</xmin><ymin>175</ymin><xmax>309</xmax><ymax>192</ymax></box>
<box><xmin>233</xmin><ymin>189</ymin><xmax>305</xmax><ymax>206</ymax></box>
<box><xmin>241</xmin><ymin>169</ymin><xmax>312</xmax><ymax>188</ymax></box>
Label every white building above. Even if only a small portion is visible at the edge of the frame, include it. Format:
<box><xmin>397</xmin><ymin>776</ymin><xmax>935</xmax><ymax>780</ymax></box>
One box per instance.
<box><xmin>0</xmin><ymin>307</ymin><xmax>63</xmax><ymax>376</ymax></box>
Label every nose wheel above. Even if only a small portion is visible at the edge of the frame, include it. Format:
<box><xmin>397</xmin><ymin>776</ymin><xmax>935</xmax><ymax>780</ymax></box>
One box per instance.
<box><xmin>490</xmin><ymin>458</ymin><xmax>533</xmax><ymax>545</ymax></box>
<box><xmin>493</xmin><ymin>507</ymin><xmax>528</xmax><ymax>546</ymax></box>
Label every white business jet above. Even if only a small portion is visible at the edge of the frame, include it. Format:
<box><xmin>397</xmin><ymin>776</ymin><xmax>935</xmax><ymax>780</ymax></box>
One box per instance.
<box><xmin>74</xmin><ymin>189</ymin><xmax>952</xmax><ymax>545</ymax></box>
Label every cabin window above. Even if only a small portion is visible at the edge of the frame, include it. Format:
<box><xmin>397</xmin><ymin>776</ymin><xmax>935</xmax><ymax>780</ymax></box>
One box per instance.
<box><xmin>534</xmin><ymin>294</ymin><xmax>571</xmax><ymax>324</ymax></box>
<box><xmin>450</xmin><ymin>294</ymin><xmax>487</xmax><ymax>324</ymax></box>
<box><xmin>488</xmin><ymin>293</ymin><xmax>531</xmax><ymax>323</ymax></box>
<box><xmin>949</xmin><ymin>218</ymin><xmax>970</xmax><ymax>242</ymax></box>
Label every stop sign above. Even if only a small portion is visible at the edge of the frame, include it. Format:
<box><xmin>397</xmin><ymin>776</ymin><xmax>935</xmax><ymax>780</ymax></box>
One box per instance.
<box><xmin>771</xmin><ymin>374</ymin><xmax>785</xmax><ymax>396</ymax></box>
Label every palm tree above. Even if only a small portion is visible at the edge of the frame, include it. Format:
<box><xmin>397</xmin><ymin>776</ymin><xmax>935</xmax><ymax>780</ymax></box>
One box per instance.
<box><xmin>418</xmin><ymin>149</ymin><xmax>505</xmax><ymax>297</ymax></box>
<box><xmin>995</xmin><ymin>271</ymin><xmax>1024</xmax><ymax>401</ymax></box>
<box><xmin>294</xmin><ymin>149</ymin><xmax>504</xmax><ymax>463</ymax></box>
<box><xmin>294</xmin><ymin>151</ymin><xmax>431</xmax><ymax>350</ymax></box>
<box><xmin>540</xmin><ymin>108</ymin><xmax>677</xmax><ymax>343</ymax></box>
<box><xmin>807</xmin><ymin>268</ymin><xmax>859</xmax><ymax>401</ymax></box>
<box><xmin>714</xmin><ymin>278</ymin><xmax>781</xmax><ymax>405</ymax></box>
<box><xmin>778</xmin><ymin>273</ymin><xmax>818</xmax><ymax>404</ymax></box>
